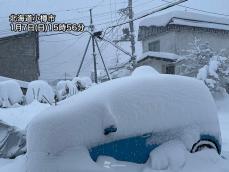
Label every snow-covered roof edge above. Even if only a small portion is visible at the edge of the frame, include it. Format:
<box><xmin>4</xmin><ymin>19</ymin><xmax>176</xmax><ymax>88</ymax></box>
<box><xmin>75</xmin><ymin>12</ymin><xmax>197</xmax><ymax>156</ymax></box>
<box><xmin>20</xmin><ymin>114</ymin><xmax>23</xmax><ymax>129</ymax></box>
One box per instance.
<box><xmin>138</xmin><ymin>51</ymin><xmax>181</xmax><ymax>62</ymax></box>
<box><xmin>139</xmin><ymin>11</ymin><xmax>229</xmax><ymax>28</ymax></box>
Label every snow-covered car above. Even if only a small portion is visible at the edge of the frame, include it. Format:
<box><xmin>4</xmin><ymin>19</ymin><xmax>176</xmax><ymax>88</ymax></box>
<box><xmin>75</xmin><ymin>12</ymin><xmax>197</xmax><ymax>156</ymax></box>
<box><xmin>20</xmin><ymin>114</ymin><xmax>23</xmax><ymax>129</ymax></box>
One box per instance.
<box><xmin>26</xmin><ymin>74</ymin><xmax>221</xmax><ymax>172</ymax></box>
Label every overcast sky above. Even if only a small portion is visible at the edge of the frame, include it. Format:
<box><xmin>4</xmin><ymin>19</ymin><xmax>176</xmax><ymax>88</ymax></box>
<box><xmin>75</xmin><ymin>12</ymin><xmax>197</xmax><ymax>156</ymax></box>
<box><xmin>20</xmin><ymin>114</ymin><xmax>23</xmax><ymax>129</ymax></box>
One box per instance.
<box><xmin>0</xmin><ymin>0</ymin><xmax>229</xmax><ymax>81</ymax></box>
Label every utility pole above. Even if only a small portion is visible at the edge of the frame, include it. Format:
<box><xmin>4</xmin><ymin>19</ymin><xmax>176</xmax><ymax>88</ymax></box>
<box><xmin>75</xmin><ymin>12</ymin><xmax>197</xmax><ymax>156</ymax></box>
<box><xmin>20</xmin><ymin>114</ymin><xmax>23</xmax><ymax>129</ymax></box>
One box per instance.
<box><xmin>128</xmin><ymin>0</ymin><xmax>136</xmax><ymax>66</ymax></box>
<box><xmin>76</xmin><ymin>9</ymin><xmax>111</xmax><ymax>83</ymax></box>
<box><xmin>89</xmin><ymin>9</ymin><xmax>98</xmax><ymax>83</ymax></box>
<box><xmin>114</xmin><ymin>0</ymin><xmax>136</xmax><ymax>66</ymax></box>
<box><xmin>113</xmin><ymin>0</ymin><xmax>187</xmax><ymax>67</ymax></box>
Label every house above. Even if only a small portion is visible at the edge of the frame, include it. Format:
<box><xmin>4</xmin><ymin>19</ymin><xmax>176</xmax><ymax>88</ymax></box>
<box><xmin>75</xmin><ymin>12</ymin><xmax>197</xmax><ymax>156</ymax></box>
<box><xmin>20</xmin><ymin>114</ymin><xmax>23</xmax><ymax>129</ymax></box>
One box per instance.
<box><xmin>138</xmin><ymin>11</ymin><xmax>229</xmax><ymax>74</ymax></box>
<box><xmin>136</xmin><ymin>51</ymin><xmax>181</xmax><ymax>74</ymax></box>
<box><xmin>0</xmin><ymin>32</ymin><xmax>40</xmax><ymax>82</ymax></box>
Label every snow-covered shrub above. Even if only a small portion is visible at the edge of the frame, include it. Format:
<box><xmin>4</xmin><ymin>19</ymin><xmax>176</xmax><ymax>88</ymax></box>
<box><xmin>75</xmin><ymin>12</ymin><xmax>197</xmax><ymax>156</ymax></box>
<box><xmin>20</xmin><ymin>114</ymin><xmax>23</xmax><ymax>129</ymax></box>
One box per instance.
<box><xmin>26</xmin><ymin>80</ymin><xmax>54</xmax><ymax>104</ymax></box>
<box><xmin>0</xmin><ymin>80</ymin><xmax>23</xmax><ymax>108</ymax></box>
<box><xmin>56</xmin><ymin>77</ymin><xmax>93</xmax><ymax>101</ymax></box>
<box><xmin>72</xmin><ymin>77</ymin><xmax>92</xmax><ymax>91</ymax></box>
<box><xmin>56</xmin><ymin>80</ymin><xmax>78</xmax><ymax>101</ymax></box>
<box><xmin>132</xmin><ymin>65</ymin><xmax>159</xmax><ymax>77</ymax></box>
<box><xmin>177</xmin><ymin>38</ymin><xmax>229</xmax><ymax>96</ymax></box>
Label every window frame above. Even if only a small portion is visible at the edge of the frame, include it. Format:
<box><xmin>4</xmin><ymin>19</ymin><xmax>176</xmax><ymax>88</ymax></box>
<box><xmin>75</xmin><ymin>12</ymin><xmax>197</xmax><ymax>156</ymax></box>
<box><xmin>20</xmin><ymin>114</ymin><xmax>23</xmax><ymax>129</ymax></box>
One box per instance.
<box><xmin>148</xmin><ymin>40</ymin><xmax>160</xmax><ymax>52</ymax></box>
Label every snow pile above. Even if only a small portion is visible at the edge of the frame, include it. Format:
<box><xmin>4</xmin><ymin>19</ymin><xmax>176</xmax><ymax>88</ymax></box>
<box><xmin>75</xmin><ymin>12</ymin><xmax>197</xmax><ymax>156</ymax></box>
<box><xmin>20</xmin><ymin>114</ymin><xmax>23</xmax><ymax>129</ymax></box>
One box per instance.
<box><xmin>56</xmin><ymin>80</ymin><xmax>78</xmax><ymax>100</ymax></box>
<box><xmin>149</xmin><ymin>140</ymin><xmax>186</xmax><ymax>170</ymax></box>
<box><xmin>2</xmin><ymin>146</ymin><xmax>229</xmax><ymax>172</ymax></box>
<box><xmin>27</xmin><ymin>75</ymin><xmax>220</xmax><ymax>158</ymax></box>
<box><xmin>0</xmin><ymin>80</ymin><xmax>23</xmax><ymax>108</ymax></box>
<box><xmin>72</xmin><ymin>77</ymin><xmax>92</xmax><ymax>90</ymax></box>
<box><xmin>0</xmin><ymin>101</ymin><xmax>49</xmax><ymax>130</ymax></box>
<box><xmin>132</xmin><ymin>66</ymin><xmax>159</xmax><ymax>77</ymax></box>
<box><xmin>26</xmin><ymin>80</ymin><xmax>54</xmax><ymax>104</ymax></box>
<box><xmin>0</xmin><ymin>155</ymin><xmax>25</xmax><ymax>172</ymax></box>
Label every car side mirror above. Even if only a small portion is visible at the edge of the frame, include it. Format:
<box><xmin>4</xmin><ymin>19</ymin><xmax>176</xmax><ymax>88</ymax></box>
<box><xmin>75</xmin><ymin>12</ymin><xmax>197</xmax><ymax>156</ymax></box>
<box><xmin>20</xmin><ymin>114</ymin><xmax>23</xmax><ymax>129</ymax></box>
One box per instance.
<box><xmin>104</xmin><ymin>125</ymin><xmax>117</xmax><ymax>135</ymax></box>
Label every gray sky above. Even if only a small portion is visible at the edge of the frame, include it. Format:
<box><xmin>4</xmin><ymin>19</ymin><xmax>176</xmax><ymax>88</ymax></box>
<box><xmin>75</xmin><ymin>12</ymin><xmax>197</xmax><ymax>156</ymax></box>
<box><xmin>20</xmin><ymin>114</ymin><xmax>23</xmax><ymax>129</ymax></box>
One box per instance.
<box><xmin>0</xmin><ymin>0</ymin><xmax>229</xmax><ymax>81</ymax></box>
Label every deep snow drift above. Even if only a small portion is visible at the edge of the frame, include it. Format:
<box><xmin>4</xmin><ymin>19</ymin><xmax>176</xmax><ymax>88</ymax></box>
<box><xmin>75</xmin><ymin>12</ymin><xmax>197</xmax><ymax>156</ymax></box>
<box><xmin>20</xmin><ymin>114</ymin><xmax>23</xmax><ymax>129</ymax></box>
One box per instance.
<box><xmin>1</xmin><ymin>143</ymin><xmax>228</xmax><ymax>172</ymax></box>
<box><xmin>0</xmin><ymin>101</ymin><xmax>49</xmax><ymax>130</ymax></box>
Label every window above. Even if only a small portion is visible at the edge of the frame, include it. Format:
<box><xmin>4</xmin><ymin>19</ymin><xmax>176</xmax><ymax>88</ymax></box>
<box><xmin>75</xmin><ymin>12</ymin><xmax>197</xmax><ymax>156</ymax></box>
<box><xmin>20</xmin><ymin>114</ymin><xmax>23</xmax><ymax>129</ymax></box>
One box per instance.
<box><xmin>148</xmin><ymin>40</ymin><xmax>160</xmax><ymax>52</ymax></box>
<box><xmin>166</xmin><ymin>65</ymin><xmax>175</xmax><ymax>74</ymax></box>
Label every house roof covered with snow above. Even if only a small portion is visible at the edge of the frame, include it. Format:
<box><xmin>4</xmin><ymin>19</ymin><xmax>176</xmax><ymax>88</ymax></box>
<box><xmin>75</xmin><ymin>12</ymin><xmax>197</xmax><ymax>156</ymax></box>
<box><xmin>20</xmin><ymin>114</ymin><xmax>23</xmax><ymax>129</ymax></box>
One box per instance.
<box><xmin>138</xmin><ymin>11</ymin><xmax>229</xmax><ymax>41</ymax></box>
<box><xmin>138</xmin><ymin>51</ymin><xmax>181</xmax><ymax>63</ymax></box>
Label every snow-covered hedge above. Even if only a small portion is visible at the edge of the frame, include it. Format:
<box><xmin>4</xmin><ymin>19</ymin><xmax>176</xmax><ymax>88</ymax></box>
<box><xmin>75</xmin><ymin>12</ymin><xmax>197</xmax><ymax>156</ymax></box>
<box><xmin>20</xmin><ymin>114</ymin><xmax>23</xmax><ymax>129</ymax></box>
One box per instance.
<box><xmin>0</xmin><ymin>80</ymin><xmax>23</xmax><ymax>108</ymax></box>
<box><xmin>26</xmin><ymin>80</ymin><xmax>54</xmax><ymax>104</ymax></box>
<box><xmin>56</xmin><ymin>77</ymin><xmax>92</xmax><ymax>101</ymax></box>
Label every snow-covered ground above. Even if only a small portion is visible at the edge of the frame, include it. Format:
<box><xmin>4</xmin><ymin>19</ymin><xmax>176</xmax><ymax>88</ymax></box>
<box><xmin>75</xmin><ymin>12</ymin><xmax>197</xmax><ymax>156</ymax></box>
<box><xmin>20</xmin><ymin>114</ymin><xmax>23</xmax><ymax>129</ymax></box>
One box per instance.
<box><xmin>0</xmin><ymin>94</ymin><xmax>229</xmax><ymax>172</ymax></box>
<box><xmin>0</xmin><ymin>101</ymin><xmax>49</xmax><ymax>130</ymax></box>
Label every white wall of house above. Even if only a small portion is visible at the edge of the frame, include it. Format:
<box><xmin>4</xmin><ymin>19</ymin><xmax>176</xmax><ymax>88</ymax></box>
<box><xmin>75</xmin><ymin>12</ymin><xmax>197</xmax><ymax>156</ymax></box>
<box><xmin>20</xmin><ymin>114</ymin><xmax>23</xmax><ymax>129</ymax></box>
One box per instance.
<box><xmin>140</xmin><ymin>28</ymin><xmax>229</xmax><ymax>75</ymax></box>
<box><xmin>141</xmin><ymin>29</ymin><xmax>229</xmax><ymax>55</ymax></box>
<box><xmin>142</xmin><ymin>31</ymin><xmax>176</xmax><ymax>53</ymax></box>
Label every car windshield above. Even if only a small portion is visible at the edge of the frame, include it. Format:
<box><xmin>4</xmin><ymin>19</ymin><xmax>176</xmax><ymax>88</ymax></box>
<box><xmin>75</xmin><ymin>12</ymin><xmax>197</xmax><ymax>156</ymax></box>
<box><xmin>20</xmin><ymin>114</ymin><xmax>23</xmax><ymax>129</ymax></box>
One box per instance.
<box><xmin>89</xmin><ymin>133</ymin><xmax>158</xmax><ymax>164</ymax></box>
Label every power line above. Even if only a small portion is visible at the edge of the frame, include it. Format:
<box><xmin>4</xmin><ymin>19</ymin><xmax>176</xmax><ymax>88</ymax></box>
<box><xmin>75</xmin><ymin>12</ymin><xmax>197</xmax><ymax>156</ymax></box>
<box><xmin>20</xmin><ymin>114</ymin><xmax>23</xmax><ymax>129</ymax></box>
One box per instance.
<box><xmin>0</xmin><ymin>4</ymin><xmax>129</xmax><ymax>35</ymax></box>
<box><xmin>39</xmin><ymin>32</ymin><xmax>84</xmax><ymax>38</ymax></box>
<box><xmin>39</xmin><ymin>34</ymin><xmax>85</xmax><ymax>64</ymax></box>
<box><xmin>106</xmin><ymin>0</ymin><xmax>187</xmax><ymax>28</ymax></box>
<box><xmin>161</xmin><ymin>0</ymin><xmax>229</xmax><ymax>17</ymax></box>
